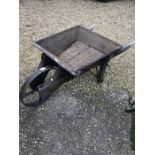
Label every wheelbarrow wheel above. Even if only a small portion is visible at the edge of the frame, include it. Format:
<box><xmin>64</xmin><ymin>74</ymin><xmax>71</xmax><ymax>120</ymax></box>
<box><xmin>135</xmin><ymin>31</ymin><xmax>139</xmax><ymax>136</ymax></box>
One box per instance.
<box><xmin>20</xmin><ymin>66</ymin><xmax>58</xmax><ymax>107</ymax></box>
<box><xmin>20</xmin><ymin>66</ymin><xmax>72</xmax><ymax>107</ymax></box>
<box><xmin>20</xmin><ymin>82</ymin><xmax>41</xmax><ymax>107</ymax></box>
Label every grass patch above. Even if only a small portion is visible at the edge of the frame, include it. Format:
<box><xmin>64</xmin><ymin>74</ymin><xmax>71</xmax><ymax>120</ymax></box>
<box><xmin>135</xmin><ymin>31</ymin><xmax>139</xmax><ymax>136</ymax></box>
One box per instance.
<box><xmin>130</xmin><ymin>113</ymin><xmax>135</xmax><ymax>151</ymax></box>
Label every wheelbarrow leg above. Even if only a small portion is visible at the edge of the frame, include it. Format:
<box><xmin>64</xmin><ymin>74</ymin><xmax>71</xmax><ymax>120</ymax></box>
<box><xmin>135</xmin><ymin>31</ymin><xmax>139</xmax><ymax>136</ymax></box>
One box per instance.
<box><xmin>96</xmin><ymin>59</ymin><xmax>109</xmax><ymax>83</ymax></box>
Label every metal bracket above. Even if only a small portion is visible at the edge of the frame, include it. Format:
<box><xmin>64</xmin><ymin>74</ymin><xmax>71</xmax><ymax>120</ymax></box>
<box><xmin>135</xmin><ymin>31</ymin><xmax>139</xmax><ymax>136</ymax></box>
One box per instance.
<box><xmin>87</xmin><ymin>24</ymin><xmax>96</xmax><ymax>31</ymax></box>
<box><xmin>121</xmin><ymin>41</ymin><xmax>135</xmax><ymax>51</ymax></box>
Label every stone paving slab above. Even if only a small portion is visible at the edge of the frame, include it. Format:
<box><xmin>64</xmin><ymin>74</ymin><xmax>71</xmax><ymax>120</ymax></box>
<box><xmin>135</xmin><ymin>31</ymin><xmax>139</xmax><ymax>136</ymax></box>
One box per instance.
<box><xmin>20</xmin><ymin>88</ymin><xmax>134</xmax><ymax>155</ymax></box>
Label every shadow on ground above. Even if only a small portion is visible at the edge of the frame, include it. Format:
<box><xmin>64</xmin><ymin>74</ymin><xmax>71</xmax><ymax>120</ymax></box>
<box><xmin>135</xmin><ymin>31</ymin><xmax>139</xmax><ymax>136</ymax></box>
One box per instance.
<box><xmin>20</xmin><ymin>88</ymin><xmax>134</xmax><ymax>155</ymax></box>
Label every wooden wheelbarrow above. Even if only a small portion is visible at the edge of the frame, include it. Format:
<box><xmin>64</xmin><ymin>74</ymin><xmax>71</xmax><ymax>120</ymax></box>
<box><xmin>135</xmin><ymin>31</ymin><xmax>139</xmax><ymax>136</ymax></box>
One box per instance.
<box><xmin>20</xmin><ymin>25</ymin><xmax>134</xmax><ymax>107</ymax></box>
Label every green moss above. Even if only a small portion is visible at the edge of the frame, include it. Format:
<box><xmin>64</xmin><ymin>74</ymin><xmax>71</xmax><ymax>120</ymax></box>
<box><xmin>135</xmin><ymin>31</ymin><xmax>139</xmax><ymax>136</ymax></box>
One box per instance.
<box><xmin>94</xmin><ymin>94</ymin><xmax>103</xmax><ymax>109</ymax></box>
<box><xmin>130</xmin><ymin>113</ymin><xmax>135</xmax><ymax>151</ymax></box>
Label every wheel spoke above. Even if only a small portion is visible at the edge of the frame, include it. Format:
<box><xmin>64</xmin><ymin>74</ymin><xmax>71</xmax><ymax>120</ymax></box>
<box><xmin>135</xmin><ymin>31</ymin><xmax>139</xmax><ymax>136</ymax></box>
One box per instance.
<box><xmin>22</xmin><ymin>90</ymin><xmax>35</xmax><ymax>98</ymax></box>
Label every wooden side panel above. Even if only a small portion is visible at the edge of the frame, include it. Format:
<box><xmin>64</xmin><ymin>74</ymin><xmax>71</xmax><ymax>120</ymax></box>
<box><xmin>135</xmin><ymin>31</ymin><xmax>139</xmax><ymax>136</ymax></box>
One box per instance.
<box><xmin>78</xmin><ymin>28</ymin><xmax>120</xmax><ymax>54</ymax></box>
<box><xmin>67</xmin><ymin>47</ymin><xmax>104</xmax><ymax>70</ymax></box>
<box><xmin>36</xmin><ymin>27</ymin><xmax>79</xmax><ymax>56</ymax></box>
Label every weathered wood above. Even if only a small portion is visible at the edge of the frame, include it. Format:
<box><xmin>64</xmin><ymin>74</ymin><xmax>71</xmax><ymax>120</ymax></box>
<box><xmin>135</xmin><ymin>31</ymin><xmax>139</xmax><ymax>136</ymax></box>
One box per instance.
<box><xmin>35</xmin><ymin>26</ymin><xmax>121</xmax><ymax>76</ymax></box>
<box><xmin>36</xmin><ymin>26</ymin><xmax>78</xmax><ymax>56</ymax></box>
<box><xmin>59</xmin><ymin>41</ymin><xmax>89</xmax><ymax>62</ymax></box>
<box><xmin>67</xmin><ymin>47</ymin><xmax>104</xmax><ymax>70</ymax></box>
<box><xmin>78</xmin><ymin>27</ymin><xmax>120</xmax><ymax>54</ymax></box>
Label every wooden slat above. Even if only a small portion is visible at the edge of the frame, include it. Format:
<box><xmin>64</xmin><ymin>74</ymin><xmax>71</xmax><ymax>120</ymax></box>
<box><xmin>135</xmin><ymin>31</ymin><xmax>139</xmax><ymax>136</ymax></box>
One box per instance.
<box><xmin>67</xmin><ymin>47</ymin><xmax>104</xmax><ymax>70</ymax></box>
<box><xmin>59</xmin><ymin>41</ymin><xmax>89</xmax><ymax>62</ymax></box>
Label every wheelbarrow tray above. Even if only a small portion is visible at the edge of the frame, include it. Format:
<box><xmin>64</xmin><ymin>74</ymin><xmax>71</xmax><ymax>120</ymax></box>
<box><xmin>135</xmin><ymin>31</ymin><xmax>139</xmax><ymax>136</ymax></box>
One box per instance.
<box><xmin>35</xmin><ymin>25</ymin><xmax>122</xmax><ymax>76</ymax></box>
<box><xmin>20</xmin><ymin>25</ymin><xmax>134</xmax><ymax>107</ymax></box>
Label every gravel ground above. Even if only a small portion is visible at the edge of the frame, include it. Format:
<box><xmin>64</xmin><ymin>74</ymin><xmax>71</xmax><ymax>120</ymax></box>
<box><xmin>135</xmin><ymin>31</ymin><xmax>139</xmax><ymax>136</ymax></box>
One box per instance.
<box><xmin>20</xmin><ymin>0</ymin><xmax>135</xmax><ymax>154</ymax></box>
<box><xmin>20</xmin><ymin>0</ymin><xmax>135</xmax><ymax>94</ymax></box>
